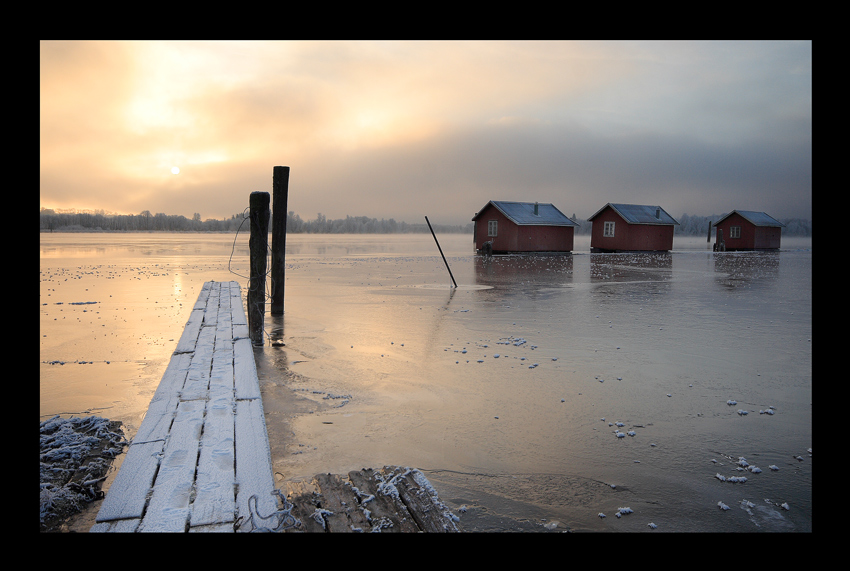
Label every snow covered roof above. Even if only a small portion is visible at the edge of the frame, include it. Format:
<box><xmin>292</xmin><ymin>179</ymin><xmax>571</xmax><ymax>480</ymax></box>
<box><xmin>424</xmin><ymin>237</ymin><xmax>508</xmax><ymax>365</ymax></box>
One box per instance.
<box><xmin>713</xmin><ymin>210</ymin><xmax>785</xmax><ymax>227</ymax></box>
<box><xmin>472</xmin><ymin>201</ymin><xmax>578</xmax><ymax>227</ymax></box>
<box><xmin>588</xmin><ymin>203</ymin><xmax>679</xmax><ymax>225</ymax></box>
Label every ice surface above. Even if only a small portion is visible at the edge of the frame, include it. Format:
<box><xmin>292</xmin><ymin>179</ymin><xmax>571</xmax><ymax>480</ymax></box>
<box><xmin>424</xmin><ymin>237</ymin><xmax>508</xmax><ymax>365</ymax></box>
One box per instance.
<box><xmin>41</xmin><ymin>232</ymin><xmax>812</xmax><ymax>532</ymax></box>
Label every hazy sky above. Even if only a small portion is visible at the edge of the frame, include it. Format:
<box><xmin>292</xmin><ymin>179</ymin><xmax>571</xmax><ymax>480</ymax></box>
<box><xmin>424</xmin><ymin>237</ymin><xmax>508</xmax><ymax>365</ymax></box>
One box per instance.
<box><xmin>40</xmin><ymin>40</ymin><xmax>812</xmax><ymax>226</ymax></box>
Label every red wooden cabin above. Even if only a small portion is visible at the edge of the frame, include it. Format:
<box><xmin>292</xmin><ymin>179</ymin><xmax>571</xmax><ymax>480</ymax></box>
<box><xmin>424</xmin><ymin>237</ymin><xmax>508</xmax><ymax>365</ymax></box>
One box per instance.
<box><xmin>712</xmin><ymin>210</ymin><xmax>784</xmax><ymax>251</ymax></box>
<box><xmin>472</xmin><ymin>201</ymin><xmax>578</xmax><ymax>254</ymax></box>
<box><xmin>588</xmin><ymin>203</ymin><xmax>679</xmax><ymax>252</ymax></box>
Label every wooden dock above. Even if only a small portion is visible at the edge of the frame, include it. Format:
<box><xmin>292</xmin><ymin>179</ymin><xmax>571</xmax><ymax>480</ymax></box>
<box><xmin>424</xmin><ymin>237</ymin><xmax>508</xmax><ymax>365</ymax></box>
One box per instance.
<box><xmin>92</xmin><ymin>281</ymin><xmax>279</xmax><ymax>532</ymax></box>
<box><xmin>90</xmin><ymin>280</ymin><xmax>461</xmax><ymax>533</ymax></box>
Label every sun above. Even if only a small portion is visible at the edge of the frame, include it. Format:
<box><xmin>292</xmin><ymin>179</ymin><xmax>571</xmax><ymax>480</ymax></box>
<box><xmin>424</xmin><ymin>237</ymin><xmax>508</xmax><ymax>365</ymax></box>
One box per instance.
<box><xmin>171</xmin><ymin>166</ymin><xmax>180</xmax><ymax>175</ymax></box>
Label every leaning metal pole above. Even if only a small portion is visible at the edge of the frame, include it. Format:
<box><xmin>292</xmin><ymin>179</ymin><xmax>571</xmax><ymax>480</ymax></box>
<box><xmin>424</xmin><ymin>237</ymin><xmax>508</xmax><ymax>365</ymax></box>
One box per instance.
<box><xmin>425</xmin><ymin>216</ymin><xmax>457</xmax><ymax>288</ymax></box>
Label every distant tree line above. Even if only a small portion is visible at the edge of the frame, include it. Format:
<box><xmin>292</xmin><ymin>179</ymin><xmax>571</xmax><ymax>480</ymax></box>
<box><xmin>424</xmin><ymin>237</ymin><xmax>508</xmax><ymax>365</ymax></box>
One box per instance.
<box><xmin>39</xmin><ymin>208</ymin><xmax>473</xmax><ymax>234</ymax></box>
<box><xmin>39</xmin><ymin>208</ymin><xmax>811</xmax><ymax>236</ymax></box>
<box><xmin>39</xmin><ymin>208</ymin><xmax>246</xmax><ymax>232</ymax></box>
<box><xmin>284</xmin><ymin>212</ymin><xmax>473</xmax><ymax>234</ymax></box>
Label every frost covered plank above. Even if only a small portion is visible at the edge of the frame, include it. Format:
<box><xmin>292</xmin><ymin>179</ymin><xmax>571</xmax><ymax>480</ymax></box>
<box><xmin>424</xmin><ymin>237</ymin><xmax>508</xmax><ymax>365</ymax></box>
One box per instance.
<box><xmin>210</xmin><ymin>344</ymin><xmax>234</xmax><ymax>390</ymax></box>
<box><xmin>149</xmin><ymin>351</ymin><xmax>194</xmax><ymax>402</ymax></box>
<box><xmin>235</xmin><ymin>398</ymin><xmax>277</xmax><ymax>529</ymax></box>
<box><xmin>193</xmin><ymin>281</ymin><xmax>213</xmax><ymax>310</ymax></box>
<box><xmin>180</xmin><ymin>324</ymin><xmax>215</xmax><ymax>401</ymax></box>
<box><xmin>212</xmin><ymin>284</ymin><xmax>234</xmax><ymax>388</ymax></box>
<box><xmin>203</xmin><ymin>282</ymin><xmax>220</xmax><ymax>325</ymax></box>
<box><xmin>140</xmin><ymin>399</ymin><xmax>205</xmax><ymax>532</ymax></box>
<box><xmin>133</xmin><ymin>352</ymin><xmax>192</xmax><ymax>443</ymax></box>
<box><xmin>381</xmin><ymin>467</ymin><xmax>459</xmax><ymax>532</ymax></box>
<box><xmin>346</xmin><ymin>468</ymin><xmax>420</xmax><ymax>532</ymax></box>
<box><xmin>215</xmin><ymin>284</ymin><xmax>233</xmax><ymax>351</ymax></box>
<box><xmin>175</xmin><ymin>281</ymin><xmax>216</xmax><ymax>353</ymax></box>
<box><xmin>190</xmin><ymin>385</ymin><xmax>235</xmax><ymax>528</ymax></box>
<box><xmin>230</xmin><ymin>281</ymin><xmax>249</xmax><ymax>339</ymax></box>
<box><xmin>234</xmin><ymin>337</ymin><xmax>261</xmax><ymax>400</ymax></box>
<box><xmin>174</xmin><ymin>308</ymin><xmax>205</xmax><ymax>354</ymax></box>
<box><xmin>314</xmin><ymin>472</ymin><xmax>371</xmax><ymax>532</ymax></box>
<box><xmin>95</xmin><ymin>440</ymin><xmax>163</xmax><ymax>522</ymax></box>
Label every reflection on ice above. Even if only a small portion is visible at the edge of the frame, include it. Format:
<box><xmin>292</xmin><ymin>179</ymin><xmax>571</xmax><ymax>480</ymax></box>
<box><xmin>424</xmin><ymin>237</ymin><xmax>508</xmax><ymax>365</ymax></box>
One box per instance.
<box><xmin>474</xmin><ymin>254</ymin><xmax>574</xmax><ymax>288</ymax></box>
<box><xmin>590</xmin><ymin>252</ymin><xmax>672</xmax><ymax>281</ymax></box>
<box><xmin>713</xmin><ymin>251</ymin><xmax>781</xmax><ymax>290</ymax></box>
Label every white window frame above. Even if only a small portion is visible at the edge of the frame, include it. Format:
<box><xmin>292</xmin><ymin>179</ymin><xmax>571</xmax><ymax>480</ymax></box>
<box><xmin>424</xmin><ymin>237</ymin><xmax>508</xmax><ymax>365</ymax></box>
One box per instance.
<box><xmin>730</xmin><ymin>226</ymin><xmax>741</xmax><ymax>239</ymax></box>
<box><xmin>488</xmin><ymin>220</ymin><xmax>498</xmax><ymax>237</ymax></box>
<box><xmin>603</xmin><ymin>221</ymin><xmax>615</xmax><ymax>237</ymax></box>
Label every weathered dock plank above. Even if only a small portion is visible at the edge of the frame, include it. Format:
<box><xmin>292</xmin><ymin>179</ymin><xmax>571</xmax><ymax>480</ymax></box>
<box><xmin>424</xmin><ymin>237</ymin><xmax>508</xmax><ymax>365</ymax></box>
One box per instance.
<box><xmin>283</xmin><ymin>467</ymin><xmax>461</xmax><ymax>533</ymax></box>
<box><xmin>283</xmin><ymin>481</ymin><xmax>326</xmax><ymax>533</ymax></box>
<box><xmin>313</xmin><ymin>473</ymin><xmax>371</xmax><ymax>532</ymax></box>
<box><xmin>93</xmin><ymin>439</ymin><xmax>163</xmax><ymax>523</ymax></box>
<box><xmin>346</xmin><ymin>468</ymin><xmax>420</xmax><ymax>532</ymax></box>
<box><xmin>191</xmin><ymin>385</ymin><xmax>235</xmax><ymax>527</ymax></box>
<box><xmin>379</xmin><ymin>466</ymin><xmax>456</xmax><ymax>533</ymax></box>
<box><xmin>234</xmin><ymin>398</ymin><xmax>277</xmax><ymax>524</ymax></box>
<box><xmin>129</xmin><ymin>352</ymin><xmax>192</xmax><ymax>447</ymax></box>
<box><xmin>175</xmin><ymin>308</ymin><xmax>205</xmax><ymax>354</ymax></box>
<box><xmin>94</xmin><ymin>280</ymin><xmax>277</xmax><ymax>533</ymax></box>
<box><xmin>234</xmin><ymin>337</ymin><xmax>261</xmax><ymax>400</ymax></box>
<box><xmin>140</xmin><ymin>399</ymin><xmax>205</xmax><ymax>532</ymax></box>
<box><xmin>230</xmin><ymin>283</ymin><xmax>249</xmax><ymax>340</ymax></box>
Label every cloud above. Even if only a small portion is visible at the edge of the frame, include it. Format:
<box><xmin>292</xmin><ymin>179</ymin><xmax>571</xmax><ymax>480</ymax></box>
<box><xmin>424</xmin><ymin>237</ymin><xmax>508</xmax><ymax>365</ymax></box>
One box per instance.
<box><xmin>40</xmin><ymin>41</ymin><xmax>812</xmax><ymax>224</ymax></box>
<box><xmin>284</xmin><ymin>115</ymin><xmax>811</xmax><ymax>225</ymax></box>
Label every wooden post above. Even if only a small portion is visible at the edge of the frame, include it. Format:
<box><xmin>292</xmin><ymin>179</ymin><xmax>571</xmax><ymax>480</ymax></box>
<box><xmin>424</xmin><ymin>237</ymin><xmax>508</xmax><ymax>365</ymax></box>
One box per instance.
<box><xmin>248</xmin><ymin>191</ymin><xmax>270</xmax><ymax>346</ymax></box>
<box><xmin>271</xmin><ymin>166</ymin><xmax>289</xmax><ymax>315</ymax></box>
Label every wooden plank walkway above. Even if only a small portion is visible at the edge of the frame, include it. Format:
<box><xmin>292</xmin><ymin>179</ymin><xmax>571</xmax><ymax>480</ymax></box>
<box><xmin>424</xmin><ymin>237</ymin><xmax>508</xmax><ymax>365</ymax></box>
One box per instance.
<box><xmin>91</xmin><ymin>281</ymin><xmax>280</xmax><ymax>532</ymax></box>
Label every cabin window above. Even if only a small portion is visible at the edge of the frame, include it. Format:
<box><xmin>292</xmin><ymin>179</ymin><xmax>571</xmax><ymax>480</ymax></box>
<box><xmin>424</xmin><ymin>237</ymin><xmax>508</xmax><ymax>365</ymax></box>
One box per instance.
<box><xmin>730</xmin><ymin>226</ymin><xmax>741</xmax><ymax>239</ymax></box>
<box><xmin>603</xmin><ymin>221</ymin><xmax>615</xmax><ymax>237</ymax></box>
<box><xmin>488</xmin><ymin>220</ymin><xmax>498</xmax><ymax>237</ymax></box>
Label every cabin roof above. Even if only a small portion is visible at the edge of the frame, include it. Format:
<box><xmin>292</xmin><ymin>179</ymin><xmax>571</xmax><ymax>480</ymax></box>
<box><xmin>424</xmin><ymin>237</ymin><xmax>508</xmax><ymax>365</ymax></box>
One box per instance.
<box><xmin>587</xmin><ymin>203</ymin><xmax>679</xmax><ymax>225</ymax></box>
<box><xmin>713</xmin><ymin>210</ymin><xmax>785</xmax><ymax>228</ymax></box>
<box><xmin>472</xmin><ymin>200</ymin><xmax>578</xmax><ymax>226</ymax></box>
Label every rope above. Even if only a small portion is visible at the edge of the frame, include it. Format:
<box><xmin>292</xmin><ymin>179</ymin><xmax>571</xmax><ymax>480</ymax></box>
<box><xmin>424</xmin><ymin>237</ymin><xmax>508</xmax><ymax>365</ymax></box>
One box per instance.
<box><xmin>234</xmin><ymin>489</ymin><xmax>301</xmax><ymax>532</ymax></box>
<box><xmin>227</xmin><ymin>207</ymin><xmax>252</xmax><ymax>281</ymax></box>
<box><xmin>228</xmin><ymin>207</ymin><xmax>278</xmax><ymax>345</ymax></box>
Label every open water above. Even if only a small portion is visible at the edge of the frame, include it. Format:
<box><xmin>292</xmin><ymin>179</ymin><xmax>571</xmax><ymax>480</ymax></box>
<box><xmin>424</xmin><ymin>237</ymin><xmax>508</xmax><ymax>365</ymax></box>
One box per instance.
<box><xmin>40</xmin><ymin>231</ymin><xmax>812</xmax><ymax>532</ymax></box>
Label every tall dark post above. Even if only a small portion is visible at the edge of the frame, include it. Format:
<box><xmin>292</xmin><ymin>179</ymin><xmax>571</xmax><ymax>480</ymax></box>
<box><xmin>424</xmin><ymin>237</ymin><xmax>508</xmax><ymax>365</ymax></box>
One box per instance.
<box><xmin>248</xmin><ymin>191</ymin><xmax>270</xmax><ymax>346</ymax></box>
<box><xmin>271</xmin><ymin>166</ymin><xmax>289</xmax><ymax>315</ymax></box>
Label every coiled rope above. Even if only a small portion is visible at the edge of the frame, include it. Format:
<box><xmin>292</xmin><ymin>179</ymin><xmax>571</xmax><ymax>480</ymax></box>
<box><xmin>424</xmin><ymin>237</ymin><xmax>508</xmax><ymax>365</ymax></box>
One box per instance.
<box><xmin>234</xmin><ymin>489</ymin><xmax>301</xmax><ymax>532</ymax></box>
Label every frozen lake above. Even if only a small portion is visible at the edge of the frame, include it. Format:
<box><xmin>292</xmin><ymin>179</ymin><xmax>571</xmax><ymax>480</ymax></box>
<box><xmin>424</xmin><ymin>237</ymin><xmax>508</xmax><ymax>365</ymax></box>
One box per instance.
<box><xmin>40</xmin><ymin>231</ymin><xmax>812</xmax><ymax>532</ymax></box>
